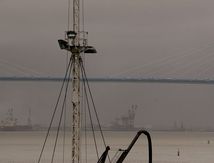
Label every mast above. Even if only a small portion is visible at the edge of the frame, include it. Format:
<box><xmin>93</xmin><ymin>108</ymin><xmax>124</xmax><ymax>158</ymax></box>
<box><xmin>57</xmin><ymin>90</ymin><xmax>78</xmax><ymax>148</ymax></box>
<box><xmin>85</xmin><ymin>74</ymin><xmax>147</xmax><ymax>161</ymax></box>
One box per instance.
<box><xmin>58</xmin><ymin>0</ymin><xmax>96</xmax><ymax>162</ymax></box>
<box><xmin>72</xmin><ymin>0</ymin><xmax>81</xmax><ymax>162</ymax></box>
<box><xmin>57</xmin><ymin>1</ymin><xmax>153</xmax><ymax>162</ymax></box>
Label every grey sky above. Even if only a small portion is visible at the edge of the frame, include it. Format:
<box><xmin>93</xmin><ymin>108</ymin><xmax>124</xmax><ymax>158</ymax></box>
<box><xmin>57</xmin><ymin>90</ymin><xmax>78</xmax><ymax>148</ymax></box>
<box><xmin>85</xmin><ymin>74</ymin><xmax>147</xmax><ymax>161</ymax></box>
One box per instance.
<box><xmin>1</xmin><ymin>0</ymin><xmax>214</xmax><ymax>129</ymax></box>
<box><xmin>1</xmin><ymin>0</ymin><xmax>214</xmax><ymax>77</ymax></box>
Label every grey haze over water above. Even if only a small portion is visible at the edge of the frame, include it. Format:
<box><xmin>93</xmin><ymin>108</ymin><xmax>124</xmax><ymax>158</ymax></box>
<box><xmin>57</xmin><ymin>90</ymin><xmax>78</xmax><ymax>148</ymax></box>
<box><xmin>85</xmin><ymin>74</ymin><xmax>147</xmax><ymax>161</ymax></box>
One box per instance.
<box><xmin>1</xmin><ymin>0</ymin><xmax>214</xmax><ymax>129</ymax></box>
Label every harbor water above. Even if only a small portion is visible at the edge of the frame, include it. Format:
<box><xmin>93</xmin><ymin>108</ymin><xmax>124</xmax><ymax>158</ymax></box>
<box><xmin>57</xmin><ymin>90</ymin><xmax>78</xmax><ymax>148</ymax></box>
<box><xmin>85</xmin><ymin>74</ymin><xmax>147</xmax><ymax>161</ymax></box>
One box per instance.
<box><xmin>0</xmin><ymin>131</ymin><xmax>214</xmax><ymax>163</ymax></box>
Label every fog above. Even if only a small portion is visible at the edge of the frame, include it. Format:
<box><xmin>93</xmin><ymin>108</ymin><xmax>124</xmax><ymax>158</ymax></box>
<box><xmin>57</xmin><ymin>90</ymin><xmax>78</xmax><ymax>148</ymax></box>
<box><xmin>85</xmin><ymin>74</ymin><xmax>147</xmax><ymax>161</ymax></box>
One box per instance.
<box><xmin>1</xmin><ymin>0</ymin><xmax>214</xmax><ymax>130</ymax></box>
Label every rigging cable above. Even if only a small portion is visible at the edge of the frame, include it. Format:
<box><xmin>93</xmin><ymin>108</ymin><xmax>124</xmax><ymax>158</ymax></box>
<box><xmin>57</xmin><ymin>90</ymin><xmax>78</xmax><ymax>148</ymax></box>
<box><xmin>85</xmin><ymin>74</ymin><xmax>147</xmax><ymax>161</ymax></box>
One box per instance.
<box><xmin>63</xmin><ymin>54</ymin><xmax>68</xmax><ymax>163</ymax></box>
<box><xmin>110</xmin><ymin>150</ymin><xmax>122</xmax><ymax>163</ymax></box>
<box><xmin>84</xmin><ymin>85</ymin><xmax>88</xmax><ymax>163</ymax></box>
<box><xmin>81</xmin><ymin>0</ymin><xmax>88</xmax><ymax>161</ymax></box>
<box><xmin>80</xmin><ymin>61</ymin><xmax>108</xmax><ymax>148</ymax></box>
<box><xmin>51</xmin><ymin>58</ymin><xmax>73</xmax><ymax>163</ymax></box>
<box><xmin>37</xmin><ymin>57</ymin><xmax>73</xmax><ymax>163</ymax></box>
<box><xmin>82</xmin><ymin>0</ymin><xmax>85</xmax><ymax>33</ymax></box>
<box><xmin>62</xmin><ymin>59</ymin><xmax>67</xmax><ymax>163</ymax></box>
<box><xmin>80</xmin><ymin>61</ymin><xmax>99</xmax><ymax>160</ymax></box>
<box><xmin>81</xmin><ymin>53</ymin><xmax>88</xmax><ymax>163</ymax></box>
<box><xmin>80</xmin><ymin>60</ymin><xmax>111</xmax><ymax>163</ymax></box>
<box><xmin>67</xmin><ymin>0</ymin><xmax>71</xmax><ymax>31</ymax></box>
<box><xmin>62</xmin><ymin>82</ymin><xmax>67</xmax><ymax>163</ymax></box>
<box><xmin>63</xmin><ymin>0</ymin><xmax>71</xmax><ymax>161</ymax></box>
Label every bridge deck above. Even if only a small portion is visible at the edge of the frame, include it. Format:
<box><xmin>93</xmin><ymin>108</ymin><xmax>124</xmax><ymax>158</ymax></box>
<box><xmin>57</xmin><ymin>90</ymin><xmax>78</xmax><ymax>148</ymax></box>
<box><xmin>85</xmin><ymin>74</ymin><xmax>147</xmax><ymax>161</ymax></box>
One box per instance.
<box><xmin>0</xmin><ymin>76</ymin><xmax>214</xmax><ymax>85</ymax></box>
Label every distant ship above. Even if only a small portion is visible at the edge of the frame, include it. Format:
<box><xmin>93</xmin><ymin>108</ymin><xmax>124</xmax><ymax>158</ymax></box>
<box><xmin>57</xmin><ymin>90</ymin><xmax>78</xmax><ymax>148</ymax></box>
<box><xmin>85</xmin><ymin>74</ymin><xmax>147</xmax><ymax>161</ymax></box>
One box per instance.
<box><xmin>0</xmin><ymin>108</ymin><xmax>32</xmax><ymax>131</ymax></box>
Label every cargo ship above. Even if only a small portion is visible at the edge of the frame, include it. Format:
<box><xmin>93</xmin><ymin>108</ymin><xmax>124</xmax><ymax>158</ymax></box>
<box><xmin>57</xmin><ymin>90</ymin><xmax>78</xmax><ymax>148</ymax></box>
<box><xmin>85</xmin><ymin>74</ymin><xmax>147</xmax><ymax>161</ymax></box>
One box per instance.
<box><xmin>109</xmin><ymin>105</ymin><xmax>138</xmax><ymax>131</ymax></box>
<box><xmin>0</xmin><ymin>108</ymin><xmax>32</xmax><ymax>131</ymax></box>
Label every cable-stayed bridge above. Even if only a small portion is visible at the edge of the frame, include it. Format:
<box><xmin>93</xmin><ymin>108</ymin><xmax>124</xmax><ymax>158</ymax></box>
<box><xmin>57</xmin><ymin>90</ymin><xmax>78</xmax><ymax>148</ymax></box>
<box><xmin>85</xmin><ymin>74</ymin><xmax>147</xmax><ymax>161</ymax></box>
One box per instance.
<box><xmin>1</xmin><ymin>41</ymin><xmax>214</xmax><ymax>85</ymax></box>
<box><xmin>1</xmin><ymin>76</ymin><xmax>214</xmax><ymax>85</ymax></box>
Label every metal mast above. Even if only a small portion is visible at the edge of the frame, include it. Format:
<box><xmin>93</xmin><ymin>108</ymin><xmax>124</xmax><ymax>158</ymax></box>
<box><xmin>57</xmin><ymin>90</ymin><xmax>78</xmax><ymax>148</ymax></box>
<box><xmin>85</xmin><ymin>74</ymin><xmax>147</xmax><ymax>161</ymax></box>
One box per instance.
<box><xmin>73</xmin><ymin>0</ymin><xmax>80</xmax><ymax>45</ymax></box>
<box><xmin>72</xmin><ymin>0</ymin><xmax>81</xmax><ymax>162</ymax></box>
<box><xmin>58</xmin><ymin>0</ymin><xmax>96</xmax><ymax>162</ymax></box>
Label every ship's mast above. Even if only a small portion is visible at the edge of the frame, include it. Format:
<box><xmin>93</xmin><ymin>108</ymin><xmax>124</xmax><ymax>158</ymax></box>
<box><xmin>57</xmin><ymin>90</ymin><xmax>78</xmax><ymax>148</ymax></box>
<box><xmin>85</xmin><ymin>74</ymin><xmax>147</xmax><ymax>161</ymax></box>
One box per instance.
<box><xmin>58</xmin><ymin>0</ymin><xmax>96</xmax><ymax>162</ymax></box>
<box><xmin>73</xmin><ymin>0</ymin><xmax>80</xmax><ymax>45</ymax></box>
<box><xmin>72</xmin><ymin>0</ymin><xmax>81</xmax><ymax>162</ymax></box>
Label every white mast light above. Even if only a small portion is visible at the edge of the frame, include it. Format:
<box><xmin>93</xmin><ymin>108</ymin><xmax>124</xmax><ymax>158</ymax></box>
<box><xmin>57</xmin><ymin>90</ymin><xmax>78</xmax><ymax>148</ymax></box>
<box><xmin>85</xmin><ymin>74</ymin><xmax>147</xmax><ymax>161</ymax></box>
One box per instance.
<box><xmin>66</xmin><ymin>31</ymin><xmax>77</xmax><ymax>39</ymax></box>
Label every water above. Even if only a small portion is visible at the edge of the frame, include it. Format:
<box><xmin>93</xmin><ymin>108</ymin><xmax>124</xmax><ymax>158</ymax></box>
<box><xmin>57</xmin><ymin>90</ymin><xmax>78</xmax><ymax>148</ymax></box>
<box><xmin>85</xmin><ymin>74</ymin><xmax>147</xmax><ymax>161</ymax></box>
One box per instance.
<box><xmin>0</xmin><ymin>131</ymin><xmax>214</xmax><ymax>163</ymax></box>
